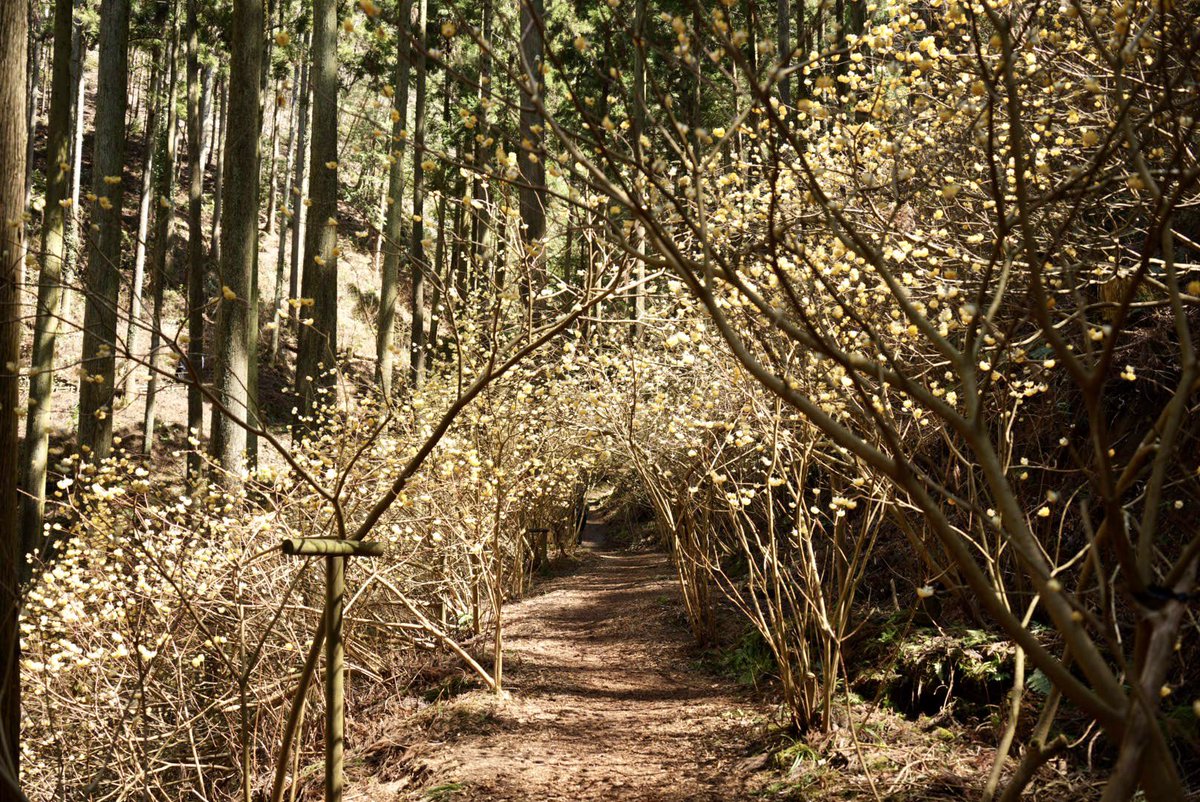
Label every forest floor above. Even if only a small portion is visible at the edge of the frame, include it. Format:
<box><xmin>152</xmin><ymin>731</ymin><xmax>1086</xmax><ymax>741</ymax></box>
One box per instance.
<box><xmin>350</xmin><ymin>523</ymin><xmax>777</xmax><ymax>801</ymax></box>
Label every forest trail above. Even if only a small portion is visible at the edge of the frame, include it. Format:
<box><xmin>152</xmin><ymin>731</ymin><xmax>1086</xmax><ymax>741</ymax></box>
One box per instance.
<box><xmin>371</xmin><ymin>524</ymin><xmax>769</xmax><ymax>801</ymax></box>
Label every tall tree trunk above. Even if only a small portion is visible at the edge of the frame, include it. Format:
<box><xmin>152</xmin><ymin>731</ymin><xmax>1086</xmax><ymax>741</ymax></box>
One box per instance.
<box><xmin>123</xmin><ymin>48</ymin><xmax>164</xmax><ymax>401</ymax></box>
<box><xmin>21</xmin><ymin>0</ymin><xmax>74</xmax><ymax>576</ymax></box>
<box><xmin>777</xmin><ymin>0</ymin><xmax>791</xmax><ymax>105</ymax></box>
<box><xmin>795</xmin><ymin>0</ymin><xmax>806</xmax><ymax>75</ymax></box>
<box><xmin>467</xmin><ymin>0</ymin><xmax>492</xmax><ymax>300</ymax></box>
<box><xmin>448</xmin><ymin>144</ymin><xmax>467</xmax><ymax>322</ymax></box>
<box><xmin>407</xmin><ymin>0</ymin><xmax>429</xmax><ymax>388</ymax></box>
<box><xmin>427</xmin><ymin>189</ymin><xmax>447</xmax><ymax>355</ymax></box>
<box><xmin>209</xmin><ymin>77</ymin><xmax>227</xmax><ymax>263</ymax></box>
<box><xmin>270</xmin><ymin>61</ymin><xmax>299</xmax><ymax>360</ymax></box>
<box><xmin>128</xmin><ymin>49</ymin><xmax>140</xmax><ymax>128</ymax></box>
<box><xmin>69</xmin><ymin>14</ymin><xmax>85</xmax><ymax>216</ymax></box>
<box><xmin>294</xmin><ymin>0</ymin><xmax>338</xmax><ymax>420</ymax></box>
<box><xmin>518</xmin><ymin>0</ymin><xmax>545</xmax><ymax>321</ymax></box>
<box><xmin>200</xmin><ymin>63</ymin><xmax>214</xmax><ymax>169</ymax></box>
<box><xmin>264</xmin><ymin>79</ymin><xmax>281</xmax><ymax>235</ymax></box>
<box><xmin>143</xmin><ymin>23</ymin><xmax>180</xmax><ymax>457</ymax></box>
<box><xmin>209</xmin><ymin>0</ymin><xmax>263</xmax><ymax>482</ymax></box>
<box><xmin>288</xmin><ymin>37</ymin><xmax>309</xmax><ymax>329</ymax></box>
<box><xmin>375</xmin><ymin>0</ymin><xmax>412</xmax><ymax>396</ymax></box>
<box><xmin>847</xmin><ymin>0</ymin><xmax>865</xmax><ymax>35</ymax></box>
<box><xmin>0</xmin><ymin>0</ymin><xmax>27</xmax><ymax>792</ymax></box>
<box><xmin>630</xmin><ymin>0</ymin><xmax>647</xmax><ymax>340</ymax></box>
<box><xmin>185</xmin><ymin>0</ymin><xmax>207</xmax><ymax>486</ymax></box>
<box><xmin>425</xmin><ymin>80</ymin><xmax>452</xmax><ymax>356</ymax></box>
<box><xmin>78</xmin><ymin>0</ymin><xmax>131</xmax><ymax>460</ymax></box>
<box><xmin>24</xmin><ymin>0</ymin><xmax>42</xmax><ymax>211</ymax></box>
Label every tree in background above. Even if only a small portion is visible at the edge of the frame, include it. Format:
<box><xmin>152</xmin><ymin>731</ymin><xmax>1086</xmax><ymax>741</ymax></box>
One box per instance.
<box><xmin>209</xmin><ymin>0</ymin><xmax>264</xmax><ymax>482</ymax></box>
<box><xmin>0</xmin><ymin>1</ymin><xmax>26</xmax><ymax>793</ymax></box>
<box><xmin>407</xmin><ymin>0</ymin><xmax>429</xmax><ymax>388</ymax></box>
<box><xmin>294</xmin><ymin>0</ymin><xmax>339</xmax><ymax>418</ymax></box>
<box><xmin>184</xmin><ymin>0</ymin><xmax>206</xmax><ymax>486</ymax></box>
<box><xmin>141</xmin><ymin>13</ymin><xmax>181</xmax><ymax>455</ymax></box>
<box><xmin>518</xmin><ymin>0</ymin><xmax>546</xmax><ymax>321</ymax></box>
<box><xmin>78</xmin><ymin>0</ymin><xmax>131</xmax><ymax>460</ymax></box>
<box><xmin>21</xmin><ymin>0</ymin><xmax>74</xmax><ymax>566</ymax></box>
<box><xmin>376</xmin><ymin>0</ymin><xmax>412</xmax><ymax>397</ymax></box>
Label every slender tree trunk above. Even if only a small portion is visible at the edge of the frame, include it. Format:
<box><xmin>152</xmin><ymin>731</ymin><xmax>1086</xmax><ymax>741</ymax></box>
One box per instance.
<box><xmin>24</xmin><ymin>0</ymin><xmax>41</xmax><ymax>211</ymax></box>
<box><xmin>123</xmin><ymin>49</ymin><xmax>164</xmax><ymax>401</ymax></box>
<box><xmin>209</xmin><ymin>77</ymin><xmax>227</xmax><ymax>263</ymax></box>
<box><xmin>208</xmin><ymin>0</ymin><xmax>263</xmax><ymax>482</ymax></box>
<box><xmin>427</xmin><ymin>77</ymin><xmax>451</xmax><ymax>354</ymax></box>
<box><xmin>69</xmin><ymin>16</ymin><xmax>85</xmax><ymax>216</ymax></box>
<box><xmin>143</xmin><ymin>24</ymin><xmax>180</xmax><ymax>457</ymax></box>
<box><xmin>0</xmin><ymin>0</ymin><xmax>27</xmax><ymax>791</ymax></box>
<box><xmin>78</xmin><ymin>0</ymin><xmax>131</xmax><ymax>460</ymax></box>
<box><xmin>449</xmin><ymin>146</ymin><xmax>467</xmax><ymax>321</ymax></box>
<box><xmin>294</xmin><ymin>0</ymin><xmax>338</xmax><ymax>420</ymax></box>
<box><xmin>21</xmin><ymin>0</ymin><xmax>74</xmax><ymax>573</ymax></box>
<box><xmin>370</xmin><ymin>166</ymin><xmax>386</xmax><ymax>275</ymax></box>
<box><xmin>288</xmin><ymin>39</ymin><xmax>309</xmax><ymax>329</ymax></box>
<box><xmin>200</xmin><ymin>63</ymin><xmax>214</xmax><ymax>168</ymax></box>
<box><xmin>467</xmin><ymin>0</ymin><xmax>492</xmax><ymax>300</ymax></box>
<box><xmin>407</xmin><ymin>0</ymin><xmax>429</xmax><ymax>388</ymax></box>
<box><xmin>375</xmin><ymin>0</ymin><xmax>412</xmax><ymax>396</ymax></box>
<box><xmin>264</xmin><ymin>80</ymin><xmax>280</xmax><ymax>236</ymax></box>
<box><xmin>518</xmin><ymin>0</ymin><xmax>546</xmax><ymax>321</ymax></box>
<box><xmin>777</xmin><ymin>0</ymin><xmax>791</xmax><ymax>105</ymax></box>
<box><xmin>185</xmin><ymin>0</ymin><xmax>207</xmax><ymax>486</ymax></box>
<box><xmin>270</xmin><ymin>62</ymin><xmax>299</xmax><ymax>360</ymax></box>
<box><xmin>561</xmin><ymin>209</ymin><xmax>574</xmax><ymax>286</ymax></box>
<box><xmin>128</xmin><ymin>50</ymin><xmax>140</xmax><ymax>128</ymax></box>
<box><xmin>630</xmin><ymin>0</ymin><xmax>647</xmax><ymax>340</ymax></box>
<box><xmin>427</xmin><ymin>189</ymin><xmax>447</xmax><ymax>355</ymax></box>
<box><xmin>246</xmin><ymin>0</ymin><xmax>275</xmax><ymax>469</ymax></box>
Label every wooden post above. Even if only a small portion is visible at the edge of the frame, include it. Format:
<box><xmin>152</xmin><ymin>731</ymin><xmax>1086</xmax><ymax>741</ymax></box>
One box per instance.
<box><xmin>282</xmin><ymin>538</ymin><xmax>383</xmax><ymax>802</ymax></box>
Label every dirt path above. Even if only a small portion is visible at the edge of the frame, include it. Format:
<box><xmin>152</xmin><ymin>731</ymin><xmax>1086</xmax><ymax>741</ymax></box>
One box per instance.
<box><xmin>369</xmin><ymin>525</ymin><xmax>770</xmax><ymax>801</ymax></box>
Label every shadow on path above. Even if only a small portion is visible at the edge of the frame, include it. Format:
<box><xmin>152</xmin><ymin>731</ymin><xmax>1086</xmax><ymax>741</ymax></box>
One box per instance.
<box><xmin>384</xmin><ymin>527</ymin><xmax>768</xmax><ymax>802</ymax></box>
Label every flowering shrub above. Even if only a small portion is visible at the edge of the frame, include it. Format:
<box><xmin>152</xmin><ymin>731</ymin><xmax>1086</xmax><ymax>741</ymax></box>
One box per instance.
<box><xmin>20</xmin><ymin>364</ymin><xmax>602</xmax><ymax>799</ymax></box>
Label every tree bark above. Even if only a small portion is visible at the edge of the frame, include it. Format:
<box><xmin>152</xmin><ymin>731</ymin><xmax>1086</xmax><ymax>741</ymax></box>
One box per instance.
<box><xmin>78</xmin><ymin>0</ymin><xmax>131</xmax><ymax>460</ymax></box>
<box><xmin>777</xmin><ymin>0</ymin><xmax>791</xmax><ymax>105</ymax></box>
<box><xmin>407</xmin><ymin>0</ymin><xmax>429</xmax><ymax>388</ymax></box>
<box><xmin>288</xmin><ymin>35</ymin><xmax>310</xmax><ymax>329</ymax></box>
<box><xmin>270</xmin><ymin>61</ymin><xmax>299</xmax><ymax>360</ymax></box>
<box><xmin>631</xmin><ymin>0</ymin><xmax>647</xmax><ymax>340</ymax></box>
<box><xmin>448</xmin><ymin>144</ymin><xmax>467</xmax><ymax>325</ymax></box>
<box><xmin>142</xmin><ymin>21</ymin><xmax>180</xmax><ymax>457</ymax></box>
<box><xmin>264</xmin><ymin>78</ymin><xmax>280</xmax><ymax>236</ymax></box>
<box><xmin>69</xmin><ymin>13</ymin><xmax>85</xmax><ymax>216</ymax></box>
<box><xmin>426</xmin><ymin>83</ymin><xmax>452</xmax><ymax>356</ymax></box>
<box><xmin>209</xmin><ymin>0</ymin><xmax>263</xmax><ymax>482</ymax></box>
<box><xmin>0</xmin><ymin>0</ymin><xmax>27</xmax><ymax>793</ymax></box>
<box><xmin>518</xmin><ymin>0</ymin><xmax>546</xmax><ymax>321</ymax></box>
<box><xmin>123</xmin><ymin>47</ymin><xmax>164</xmax><ymax>401</ymax></box>
<box><xmin>21</xmin><ymin>0</ymin><xmax>74</xmax><ymax>575</ymax></box>
<box><xmin>209</xmin><ymin>76</ymin><xmax>227</xmax><ymax>263</ymax></box>
<box><xmin>467</xmin><ymin>0</ymin><xmax>492</xmax><ymax>300</ymax></box>
<box><xmin>20</xmin><ymin>0</ymin><xmax>74</xmax><ymax>569</ymax></box>
<box><xmin>375</xmin><ymin>0</ymin><xmax>412</xmax><ymax>397</ymax></box>
<box><xmin>294</xmin><ymin>0</ymin><xmax>339</xmax><ymax>420</ymax></box>
<box><xmin>185</xmin><ymin>0</ymin><xmax>207</xmax><ymax>486</ymax></box>
<box><xmin>200</xmin><ymin>62</ymin><xmax>214</xmax><ymax>168</ymax></box>
<box><xmin>24</xmin><ymin>0</ymin><xmax>42</xmax><ymax>211</ymax></box>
